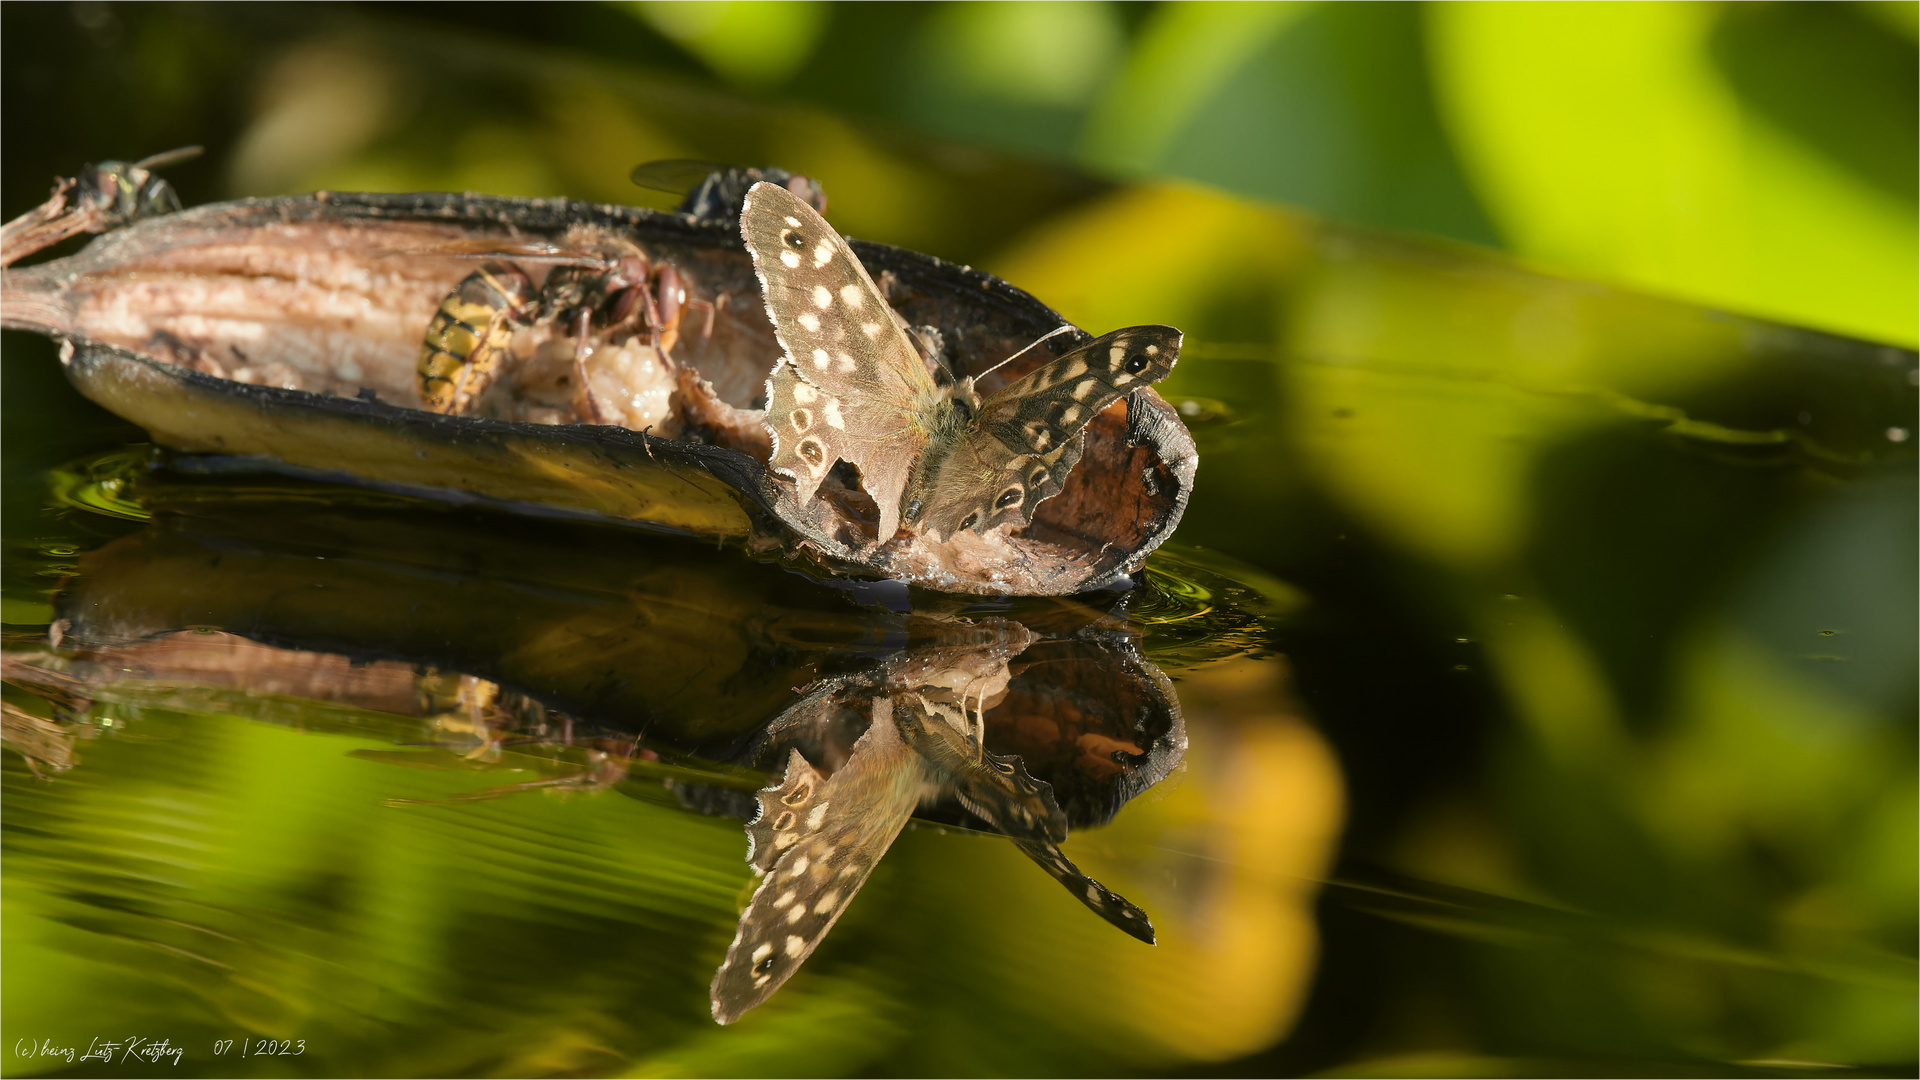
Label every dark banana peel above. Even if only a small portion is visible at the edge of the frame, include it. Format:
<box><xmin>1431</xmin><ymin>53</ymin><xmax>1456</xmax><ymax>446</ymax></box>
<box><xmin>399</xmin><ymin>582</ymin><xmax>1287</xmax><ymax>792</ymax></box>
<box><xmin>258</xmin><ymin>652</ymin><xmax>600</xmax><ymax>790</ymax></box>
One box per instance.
<box><xmin>3</xmin><ymin>190</ymin><xmax>1196</xmax><ymax>595</ymax></box>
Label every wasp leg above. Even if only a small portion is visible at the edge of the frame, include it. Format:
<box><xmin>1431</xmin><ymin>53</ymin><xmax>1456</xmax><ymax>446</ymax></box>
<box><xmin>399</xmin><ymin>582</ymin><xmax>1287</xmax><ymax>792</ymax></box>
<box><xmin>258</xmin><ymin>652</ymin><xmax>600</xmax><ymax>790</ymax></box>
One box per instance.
<box><xmin>640</xmin><ymin>280</ymin><xmax>667</xmax><ymax>354</ymax></box>
<box><xmin>569</xmin><ymin>307</ymin><xmax>608</xmax><ymax>425</ymax></box>
<box><xmin>685</xmin><ymin>295</ymin><xmax>721</xmax><ymax>343</ymax></box>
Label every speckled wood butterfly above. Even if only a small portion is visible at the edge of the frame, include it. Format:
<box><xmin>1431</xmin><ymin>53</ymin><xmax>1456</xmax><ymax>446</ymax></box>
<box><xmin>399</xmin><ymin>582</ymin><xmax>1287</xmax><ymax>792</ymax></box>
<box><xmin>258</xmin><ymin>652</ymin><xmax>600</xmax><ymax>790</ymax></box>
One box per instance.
<box><xmin>742</xmin><ymin>181</ymin><xmax>1181</xmax><ymax>544</ymax></box>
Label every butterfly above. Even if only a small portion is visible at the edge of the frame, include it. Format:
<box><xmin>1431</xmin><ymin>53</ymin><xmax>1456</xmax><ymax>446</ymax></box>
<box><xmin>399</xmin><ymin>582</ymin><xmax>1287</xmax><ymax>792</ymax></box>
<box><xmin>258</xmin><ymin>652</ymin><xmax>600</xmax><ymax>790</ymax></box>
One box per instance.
<box><xmin>709</xmin><ymin>625</ymin><xmax>1154</xmax><ymax>1024</ymax></box>
<box><xmin>741</xmin><ymin>181</ymin><xmax>1181</xmax><ymax>545</ymax></box>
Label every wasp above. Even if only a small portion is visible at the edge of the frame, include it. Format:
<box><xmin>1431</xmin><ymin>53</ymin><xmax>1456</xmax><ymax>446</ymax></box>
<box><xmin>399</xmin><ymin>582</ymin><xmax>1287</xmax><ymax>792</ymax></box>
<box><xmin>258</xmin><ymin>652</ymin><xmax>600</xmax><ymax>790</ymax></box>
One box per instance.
<box><xmin>417</xmin><ymin>160</ymin><xmax>825</xmax><ymax>419</ymax></box>
<box><xmin>416</xmin><ymin>235</ymin><xmax>713</xmax><ymax>418</ymax></box>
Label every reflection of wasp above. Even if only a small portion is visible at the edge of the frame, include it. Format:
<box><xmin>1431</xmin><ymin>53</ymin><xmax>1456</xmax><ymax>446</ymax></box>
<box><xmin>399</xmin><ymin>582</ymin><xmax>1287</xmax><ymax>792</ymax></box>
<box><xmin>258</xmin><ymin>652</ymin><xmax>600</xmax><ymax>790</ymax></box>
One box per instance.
<box><xmin>416</xmin><ymin>236</ymin><xmax>711</xmax><ymax>417</ymax></box>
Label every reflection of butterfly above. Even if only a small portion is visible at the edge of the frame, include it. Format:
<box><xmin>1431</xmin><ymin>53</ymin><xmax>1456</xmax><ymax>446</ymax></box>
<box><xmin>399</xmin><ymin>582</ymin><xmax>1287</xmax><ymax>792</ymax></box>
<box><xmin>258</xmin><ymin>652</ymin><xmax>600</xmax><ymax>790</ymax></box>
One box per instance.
<box><xmin>742</xmin><ymin>181</ymin><xmax>1181</xmax><ymax>544</ymax></box>
<box><xmin>709</xmin><ymin>629</ymin><xmax>1154</xmax><ymax>1025</ymax></box>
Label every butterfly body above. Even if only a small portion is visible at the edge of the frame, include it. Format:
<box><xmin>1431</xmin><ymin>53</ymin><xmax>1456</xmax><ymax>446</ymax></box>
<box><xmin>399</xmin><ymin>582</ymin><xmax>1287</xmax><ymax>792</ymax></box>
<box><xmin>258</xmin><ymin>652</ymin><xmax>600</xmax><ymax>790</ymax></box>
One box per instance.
<box><xmin>743</xmin><ymin>181</ymin><xmax>1181</xmax><ymax>546</ymax></box>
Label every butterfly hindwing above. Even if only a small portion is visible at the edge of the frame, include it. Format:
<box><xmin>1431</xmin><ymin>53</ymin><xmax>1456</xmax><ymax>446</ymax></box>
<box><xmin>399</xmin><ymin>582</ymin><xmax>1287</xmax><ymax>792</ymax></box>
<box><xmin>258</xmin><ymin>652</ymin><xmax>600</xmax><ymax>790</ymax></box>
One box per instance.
<box><xmin>711</xmin><ymin>701</ymin><xmax>927</xmax><ymax>1024</ymax></box>
<box><xmin>903</xmin><ymin>429</ymin><xmax>1086</xmax><ymax>542</ymax></box>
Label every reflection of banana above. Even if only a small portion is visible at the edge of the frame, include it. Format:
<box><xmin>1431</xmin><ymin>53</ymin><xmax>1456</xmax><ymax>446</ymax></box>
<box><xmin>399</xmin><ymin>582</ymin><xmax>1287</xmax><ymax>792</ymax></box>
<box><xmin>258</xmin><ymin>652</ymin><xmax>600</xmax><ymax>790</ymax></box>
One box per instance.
<box><xmin>2</xmin><ymin>700</ymin><xmax>79</xmax><ymax>777</ymax></box>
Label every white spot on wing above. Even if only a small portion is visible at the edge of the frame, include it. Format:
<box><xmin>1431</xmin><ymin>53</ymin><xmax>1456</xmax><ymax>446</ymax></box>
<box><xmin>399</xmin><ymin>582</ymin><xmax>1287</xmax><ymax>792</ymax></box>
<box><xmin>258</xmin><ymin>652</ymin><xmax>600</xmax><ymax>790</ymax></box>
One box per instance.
<box><xmin>861</xmin><ymin>322</ymin><xmax>882</xmax><ymax>339</ymax></box>
<box><xmin>1071</xmin><ymin>378</ymin><xmax>1097</xmax><ymax>401</ymax></box>
<box><xmin>839</xmin><ymin>284</ymin><xmax>864</xmax><ymax>308</ymax></box>
<box><xmin>793</xmin><ymin>382</ymin><xmax>819</xmax><ymax>404</ymax></box>
<box><xmin>774</xmin><ymin>831</ymin><xmax>799</xmax><ymax>850</ymax></box>
<box><xmin>788</xmin><ymin>855</ymin><xmax>810</xmax><ymax>878</ymax></box>
<box><xmin>786</xmin><ymin>904</ymin><xmax>806</xmax><ymax>925</ymax></box>
<box><xmin>798</xmin><ymin>312</ymin><xmax>821</xmax><ymax>332</ymax></box>
<box><xmin>773</xmin><ymin>891</ymin><xmax>795</xmax><ymax>910</ymax></box>
<box><xmin>812</xmin><ymin>241</ymin><xmax>833</xmax><ymax>267</ymax></box>
<box><xmin>752</xmin><ymin>943</ymin><xmax>773</xmax><ymax>961</ymax></box>
<box><xmin>785</xmin><ymin>935</ymin><xmax>805</xmax><ymax>957</ymax></box>
<box><xmin>812</xmin><ymin>286</ymin><xmax>833</xmax><ymax>309</ymax></box>
<box><xmin>813</xmin><ymin>890</ymin><xmax>840</xmax><ymax>915</ymax></box>
<box><xmin>835</xmin><ymin>352</ymin><xmax>856</xmax><ymax>373</ymax></box>
<box><xmin>780</xmin><ymin>250</ymin><xmax>801</xmax><ymax>268</ymax></box>
<box><xmin>783</xmin><ymin>216</ymin><xmax>802</xmax><ymax>228</ymax></box>
<box><xmin>812</xmin><ymin>348</ymin><xmax>831</xmax><ymax>369</ymax></box>
<box><xmin>824</xmin><ymin>399</ymin><xmax>845</xmax><ymax>429</ymax></box>
<box><xmin>806</xmin><ymin>802</ymin><xmax>829</xmax><ymax>828</ymax></box>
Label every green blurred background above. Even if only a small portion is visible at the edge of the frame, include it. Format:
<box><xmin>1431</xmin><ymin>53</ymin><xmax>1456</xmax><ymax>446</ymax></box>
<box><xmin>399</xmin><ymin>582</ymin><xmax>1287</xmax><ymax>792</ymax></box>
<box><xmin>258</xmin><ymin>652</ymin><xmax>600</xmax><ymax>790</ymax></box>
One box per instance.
<box><xmin>2</xmin><ymin>2</ymin><xmax>1915</xmax><ymax>1077</ymax></box>
<box><xmin>5</xmin><ymin>0</ymin><xmax>1914</xmax><ymax>345</ymax></box>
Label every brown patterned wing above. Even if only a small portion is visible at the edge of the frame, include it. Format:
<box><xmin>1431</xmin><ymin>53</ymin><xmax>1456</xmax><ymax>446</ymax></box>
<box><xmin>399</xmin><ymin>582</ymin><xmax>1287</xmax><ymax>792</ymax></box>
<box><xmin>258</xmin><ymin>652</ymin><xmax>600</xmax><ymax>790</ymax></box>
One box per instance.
<box><xmin>744</xmin><ymin>181</ymin><xmax>937</xmax><ymax>541</ymax></box>
<box><xmin>1010</xmin><ymin>836</ymin><xmax>1157</xmax><ymax>945</ymax></box>
<box><xmin>908</xmin><ymin>325</ymin><xmax>1181</xmax><ymax>540</ymax></box>
<box><xmin>979</xmin><ymin>324</ymin><xmax>1181</xmax><ymax>460</ymax></box>
<box><xmin>710</xmin><ymin>701</ymin><xmax>929</xmax><ymax>1024</ymax></box>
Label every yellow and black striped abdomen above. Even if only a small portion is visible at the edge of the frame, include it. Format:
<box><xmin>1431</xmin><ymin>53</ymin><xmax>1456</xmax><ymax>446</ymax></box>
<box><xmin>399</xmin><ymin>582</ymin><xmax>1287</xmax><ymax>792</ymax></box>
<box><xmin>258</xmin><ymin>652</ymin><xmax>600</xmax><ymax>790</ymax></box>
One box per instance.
<box><xmin>418</xmin><ymin>263</ymin><xmax>538</xmax><ymax>413</ymax></box>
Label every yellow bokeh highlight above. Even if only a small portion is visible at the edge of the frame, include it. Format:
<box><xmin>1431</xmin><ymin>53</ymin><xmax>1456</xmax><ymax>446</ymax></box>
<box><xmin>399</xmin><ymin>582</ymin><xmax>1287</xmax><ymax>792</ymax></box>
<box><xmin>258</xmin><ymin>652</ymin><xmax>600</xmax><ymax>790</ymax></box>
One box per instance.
<box><xmin>981</xmin><ymin>657</ymin><xmax>1346</xmax><ymax>1064</ymax></box>
<box><xmin>990</xmin><ymin>182</ymin><xmax>1310</xmax><ymax>336</ymax></box>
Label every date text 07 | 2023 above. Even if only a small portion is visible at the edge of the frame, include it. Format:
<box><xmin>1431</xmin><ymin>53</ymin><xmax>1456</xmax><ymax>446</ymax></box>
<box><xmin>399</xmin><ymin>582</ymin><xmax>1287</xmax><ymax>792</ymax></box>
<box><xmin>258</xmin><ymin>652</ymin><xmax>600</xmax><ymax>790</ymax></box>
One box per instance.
<box><xmin>216</xmin><ymin>1038</ymin><xmax>307</xmax><ymax>1057</ymax></box>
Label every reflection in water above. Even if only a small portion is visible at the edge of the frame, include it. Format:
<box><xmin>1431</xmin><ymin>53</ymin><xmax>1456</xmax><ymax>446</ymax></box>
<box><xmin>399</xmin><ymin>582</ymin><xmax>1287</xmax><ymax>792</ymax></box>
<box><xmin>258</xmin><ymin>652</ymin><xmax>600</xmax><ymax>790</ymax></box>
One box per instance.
<box><xmin>711</xmin><ymin>616</ymin><xmax>1164</xmax><ymax>1022</ymax></box>
<box><xmin>2</xmin><ymin>482</ymin><xmax>1216</xmax><ymax>1028</ymax></box>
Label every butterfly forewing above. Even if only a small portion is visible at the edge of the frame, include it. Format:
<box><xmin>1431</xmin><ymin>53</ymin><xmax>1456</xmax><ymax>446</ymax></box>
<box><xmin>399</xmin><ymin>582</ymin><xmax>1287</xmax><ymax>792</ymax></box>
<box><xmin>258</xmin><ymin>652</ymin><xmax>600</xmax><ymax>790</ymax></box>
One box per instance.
<box><xmin>711</xmin><ymin>702</ymin><xmax>928</xmax><ymax>1024</ymax></box>
<box><xmin>744</xmin><ymin>182</ymin><xmax>938</xmax><ymax>541</ymax></box>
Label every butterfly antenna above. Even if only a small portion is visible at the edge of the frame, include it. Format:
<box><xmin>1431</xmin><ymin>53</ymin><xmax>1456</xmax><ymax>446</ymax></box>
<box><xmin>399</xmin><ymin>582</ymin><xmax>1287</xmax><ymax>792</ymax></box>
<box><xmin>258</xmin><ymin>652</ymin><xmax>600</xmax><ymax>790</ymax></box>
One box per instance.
<box><xmin>973</xmin><ymin>324</ymin><xmax>1076</xmax><ymax>382</ymax></box>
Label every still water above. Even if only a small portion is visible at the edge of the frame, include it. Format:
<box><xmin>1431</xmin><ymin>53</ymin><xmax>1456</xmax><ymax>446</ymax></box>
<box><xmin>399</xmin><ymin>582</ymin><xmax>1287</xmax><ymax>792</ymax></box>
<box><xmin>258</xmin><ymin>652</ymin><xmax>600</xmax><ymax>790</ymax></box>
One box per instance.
<box><xmin>4</xmin><ymin>223</ymin><xmax>1914</xmax><ymax>1074</ymax></box>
